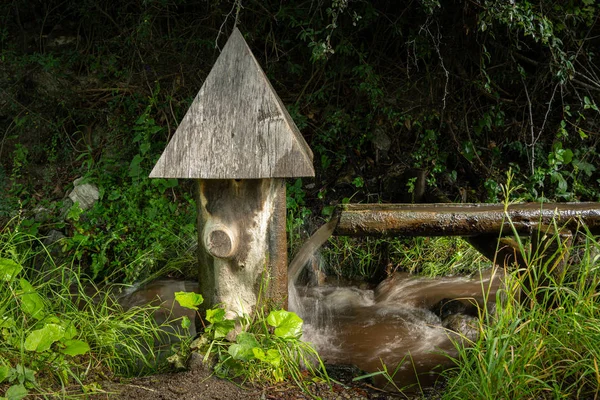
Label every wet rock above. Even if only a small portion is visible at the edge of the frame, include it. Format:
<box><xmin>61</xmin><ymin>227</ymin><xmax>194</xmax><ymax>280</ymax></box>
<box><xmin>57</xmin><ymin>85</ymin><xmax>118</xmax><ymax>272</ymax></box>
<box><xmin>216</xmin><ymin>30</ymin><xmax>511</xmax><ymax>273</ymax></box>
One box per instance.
<box><xmin>33</xmin><ymin>205</ymin><xmax>52</xmax><ymax>223</ymax></box>
<box><xmin>43</xmin><ymin>229</ymin><xmax>65</xmax><ymax>247</ymax></box>
<box><xmin>372</xmin><ymin>128</ymin><xmax>391</xmax><ymax>153</ymax></box>
<box><xmin>430</xmin><ymin>298</ymin><xmax>477</xmax><ymax>319</ymax></box>
<box><xmin>442</xmin><ymin>314</ymin><xmax>479</xmax><ymax>341</ymax></box>
<box><xmin>325</xmin><ymin>364</ymin><xmax>368</xmax><ymax>385</ymax></box>
<box><xmin>186</xmin><ymin>352</ymin><xmax>204</xmax><ymax>372</ymax></box>
<box><xmin>68</xmin><ymin>177</ymin><xmax>99</xmax><ymax>210</ymax></box>
<box><xmin>59</xmin><ymin>198</ymin><xmax>74</xmax><ymax>219</ymax></box>
<box><xmin>187</xmin><ymin>350</ymin><xmax>216</xmax><ymax>374</ymax></box>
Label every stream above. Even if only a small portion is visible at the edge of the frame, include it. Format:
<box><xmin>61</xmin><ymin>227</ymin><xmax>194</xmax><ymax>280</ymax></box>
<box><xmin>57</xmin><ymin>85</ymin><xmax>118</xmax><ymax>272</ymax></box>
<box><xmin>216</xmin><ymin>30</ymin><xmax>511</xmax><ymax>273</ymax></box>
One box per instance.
<box><xmin>287</xmin><ymin>221</ymin><xmax>503</xmax><ymax>389</ymax></box>
<box><xmin>118</xmin><ymin>221</ymin><xmax>504</xmax><ymax>390</ymax></box>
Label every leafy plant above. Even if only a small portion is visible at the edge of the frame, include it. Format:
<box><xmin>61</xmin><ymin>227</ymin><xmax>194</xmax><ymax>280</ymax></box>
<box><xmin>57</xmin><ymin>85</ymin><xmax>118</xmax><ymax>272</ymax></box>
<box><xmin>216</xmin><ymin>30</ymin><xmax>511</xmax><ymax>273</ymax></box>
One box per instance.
<box><xmin>443</xmin><ymin>174</ymin><xmax>600</xmax><ymax>398</ymax></box>
<box><xmin>0</xmin><ymin>224</ymin><xmax>187</xmax><ymax>396</ymax></box>
<box><xmin>286</xmin><ymin>179</ymin><xmax>312</xmax><ymax>253</ymax></box>
<box><xmin>174</xmin><ymin>293</ymin><xmax>329</xmax><ymax>389</ymax></box>
<box><xmin>0</xmin><ymin>257</ymin><xmax>90</xmax><ymax>397</ymax></box>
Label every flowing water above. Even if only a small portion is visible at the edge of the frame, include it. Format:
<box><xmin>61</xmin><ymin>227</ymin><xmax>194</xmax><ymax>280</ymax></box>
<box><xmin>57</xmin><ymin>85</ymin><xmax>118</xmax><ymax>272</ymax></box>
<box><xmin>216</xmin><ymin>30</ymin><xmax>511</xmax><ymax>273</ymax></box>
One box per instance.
<box><xmin>290</xmin><ymin>270</ymin><xmax>502</xmax><ymax>388</ymax></box>
<box><xmin>287</xmin><ymin>223</ymin><xmax>504</xmax><ymax>390</ymax></box>
<box><xmin>117</xmin><ymin>222</ymin><xmax>504</xmax><ymax>390</ymax></box>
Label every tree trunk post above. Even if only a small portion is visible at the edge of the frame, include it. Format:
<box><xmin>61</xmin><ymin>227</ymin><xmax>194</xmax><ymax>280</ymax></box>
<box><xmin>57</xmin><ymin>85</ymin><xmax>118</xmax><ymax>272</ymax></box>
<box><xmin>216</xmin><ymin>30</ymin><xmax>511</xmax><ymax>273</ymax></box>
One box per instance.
<box><xmin>150</xmin><ymin>28</ymin><xmax>314</xmax><ymax>318</ymax></box>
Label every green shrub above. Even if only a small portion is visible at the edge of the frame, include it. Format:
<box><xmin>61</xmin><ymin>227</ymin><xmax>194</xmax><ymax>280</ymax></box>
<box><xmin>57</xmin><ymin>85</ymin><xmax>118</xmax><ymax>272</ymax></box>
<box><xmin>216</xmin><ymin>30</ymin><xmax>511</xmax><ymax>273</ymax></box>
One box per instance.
<box><xmin>0</xmin><ymin>224</ymin><xmax>188</xmax><ymax>397</ymax></box>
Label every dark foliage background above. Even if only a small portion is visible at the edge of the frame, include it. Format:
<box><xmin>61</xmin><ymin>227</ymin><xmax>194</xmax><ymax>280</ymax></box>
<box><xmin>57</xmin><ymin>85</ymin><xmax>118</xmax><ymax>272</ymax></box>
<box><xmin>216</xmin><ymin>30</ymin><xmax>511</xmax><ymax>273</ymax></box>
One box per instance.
<box><xmin>1</xmin><ymin>0</ymin><xmax>599</xmax><ymax>281</ymax></box>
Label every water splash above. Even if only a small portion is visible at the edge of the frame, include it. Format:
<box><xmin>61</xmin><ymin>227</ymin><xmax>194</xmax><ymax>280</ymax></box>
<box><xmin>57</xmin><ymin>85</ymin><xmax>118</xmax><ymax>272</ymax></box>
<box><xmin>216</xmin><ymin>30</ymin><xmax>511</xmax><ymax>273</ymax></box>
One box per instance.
<box><xmin>287</xmin><ymin>221</ymin><xmax>503</xmax><ymax>390</ymax></box>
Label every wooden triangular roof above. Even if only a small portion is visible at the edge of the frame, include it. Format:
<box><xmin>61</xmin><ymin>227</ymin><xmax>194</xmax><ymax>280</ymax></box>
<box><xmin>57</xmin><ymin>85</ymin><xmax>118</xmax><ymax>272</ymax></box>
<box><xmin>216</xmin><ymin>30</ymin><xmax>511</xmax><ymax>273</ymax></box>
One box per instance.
<box><xmin>150</xmin><ymin>28</ymin><xmax>314</xmax><ymax>179</ymax></box>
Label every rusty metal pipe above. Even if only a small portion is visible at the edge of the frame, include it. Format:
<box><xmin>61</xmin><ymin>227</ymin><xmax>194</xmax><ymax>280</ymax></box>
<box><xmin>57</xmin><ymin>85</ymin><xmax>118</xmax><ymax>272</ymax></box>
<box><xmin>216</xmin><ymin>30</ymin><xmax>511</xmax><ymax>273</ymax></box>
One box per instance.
<box><xmin>334</xmin><ymin>203</ymin><xmax>600</xmax><ymax>237</ymax></box>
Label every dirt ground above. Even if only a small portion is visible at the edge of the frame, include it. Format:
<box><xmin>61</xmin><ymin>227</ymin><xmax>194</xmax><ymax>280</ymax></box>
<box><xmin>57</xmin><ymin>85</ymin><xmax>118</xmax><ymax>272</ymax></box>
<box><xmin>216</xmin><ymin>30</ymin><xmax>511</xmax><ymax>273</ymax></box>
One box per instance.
<box><xmin>92</xmin><ymin>360</ymin><xmax>431</xmax><ymax>400</ymax></box>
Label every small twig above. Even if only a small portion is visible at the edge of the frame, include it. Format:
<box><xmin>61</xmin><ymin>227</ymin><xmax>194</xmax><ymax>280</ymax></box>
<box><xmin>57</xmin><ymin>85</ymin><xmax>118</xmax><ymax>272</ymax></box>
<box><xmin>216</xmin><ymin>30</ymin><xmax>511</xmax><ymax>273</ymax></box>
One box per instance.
<box><xmin>78</xmin><ymin>87</ymin><xmax>134</xmax><ymax>93</ymax></box>
<box><xmin>0</xmin><ymin>114</ymin><xmax>18</xmax><ymax>160</ymax></box>
<box><xmin>571</xmin><ymin>78</ymin><xmax>600</xmax><ymax>92</ymax></box>
<box><xmin>515</xmin><ymin>57</ymin><xmax>536</xmax><ymax>175</ymax></box>
<box><xmin>360</xmin><ymin>382</ymin><xmax>390</xmax><ymax>393</ymax></box>
<box><xmin>463</xmin><ymin>114</ymin><xmax>491</xmax><ymax>175</ymax></box>
<box><xmin>91</xmin><ymin>0</ymin><xmax>123</xmax><ymax>35</ymax></box>
<box><xmin>537</xmin><ymin>83</ymin><xmax>559</xmax><ymax>145</ymax></box>
<box><xmin>215</xmin><ymin>0</ymin><xmax>243</xmax><ymax>50</ymax></box>
<box><xmin>420</xmin><ymin>20</ymin><xmax>449</xmax><ymax>110</ymax></box>
<box><xmin>125</xmin><ymin>384</ymin><xmax>157</xmax><ymax>392</ymax></box>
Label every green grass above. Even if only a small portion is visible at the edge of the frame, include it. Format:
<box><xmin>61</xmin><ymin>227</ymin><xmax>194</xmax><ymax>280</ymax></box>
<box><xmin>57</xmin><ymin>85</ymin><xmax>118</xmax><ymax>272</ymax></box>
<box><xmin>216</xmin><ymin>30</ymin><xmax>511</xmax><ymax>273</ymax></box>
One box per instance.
<box><xmin>442</xmin><ymin>228</ymin><xmax>600</xmax><ymax>399</ymax></box>
<box><xmin>0</xmin><ymin>220</ymin><xmax>190</xmax><ymax>397</ymax></box>
<box><xmin>322</xmin><ymin>236</ymin><xmax>490</xmax><ymax>280</ymax></box>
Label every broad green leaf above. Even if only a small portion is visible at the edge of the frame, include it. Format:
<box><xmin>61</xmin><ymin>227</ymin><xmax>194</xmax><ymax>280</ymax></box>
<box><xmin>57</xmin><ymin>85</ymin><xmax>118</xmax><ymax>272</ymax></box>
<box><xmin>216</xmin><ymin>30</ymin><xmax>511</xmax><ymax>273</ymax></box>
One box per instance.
<box><xmin>252</xmin><ymin>348</ymin><xmax>281</xmax><ymax>367</ymax></box>
<box><xmin>5</xmin><ymin>384</ymin><xmax>28</xmax><ymax>400</ymax></box>
<box><xmin>24</xmin><ymin>324</ymin><xmax>64</xmax><ymax>352</ymax></box>
<box><xmin>174</xmin><ymin>292</ymin><xmax>203</xmax><ymax>310</ymax></box>
<box><xmin>212</xmin><ymin>320</ymin><xmax>235</xmax><ymax>339</ymax></box>
<box><xmin>267</xmin><ymin>310</ymin><xmax>303</xmax><ymax>339</ymax></box>
<box><xmin>62</xmin><ymin>321</ymin><xmax>77</xmax><ymax>340</ymax></box>
<box><xmin>0</xmin><ymin>365</ymin><xmax>11</xmax><ymax>383</ymax></box>
<box><xmin>19</xmin><ymin>279</ymin><xmax>45</xmax><ymax>320</ymax></box>
<box><xmin>562</xmin><ymin>149</ymin><xmax>573</xmax><ymax>164</ymax></box>
<box><xmin>181</xmin><ymin>316</ymin><xmax>191</xmax><ymax>329</ymax></box>
<box><xmin>0</xmin><ymin>258</ymin><xmax>22</xmax><ymax>281</ymax></box>
<box><xmin>128</xmin><ymin>154</ymin><xmax>143</xmax><ymax>177</ymax></box>
<box><xmin>228</xmin><ymin>332</ymin><xmax>259</xmax><ymax>361</ymax></box>
<box><xmin>0</xmin><ymin>317</ymin><xmax>15</xmax><ymax>329</ymax></box>
<box><xmin>573</xmin><ymin>159</ymin><xmax>596</xmax><ymax>177</ymax></box>
<box><xmin>206</xmin><ymin>308</ymin><xmax>225</xmax><ymax>324</ymax></box>
<box><xmin>60</xmin><ymin>339</ymin><xmax>90</xmax><ymax>356</ymax></box>
<box><xmin>17</xmin><ymin>365</ymin><xmax>35</xmax><ymax>384</ymax></box>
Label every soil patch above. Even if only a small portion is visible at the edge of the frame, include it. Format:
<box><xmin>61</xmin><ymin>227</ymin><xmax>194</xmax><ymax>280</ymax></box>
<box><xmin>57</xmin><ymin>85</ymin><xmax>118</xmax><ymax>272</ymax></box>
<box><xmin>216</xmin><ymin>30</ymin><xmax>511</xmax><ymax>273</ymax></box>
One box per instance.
<box><xmin>93</xmin><ymin>365</ymin><xmax>432</xmax><ymax>399</ymax></box>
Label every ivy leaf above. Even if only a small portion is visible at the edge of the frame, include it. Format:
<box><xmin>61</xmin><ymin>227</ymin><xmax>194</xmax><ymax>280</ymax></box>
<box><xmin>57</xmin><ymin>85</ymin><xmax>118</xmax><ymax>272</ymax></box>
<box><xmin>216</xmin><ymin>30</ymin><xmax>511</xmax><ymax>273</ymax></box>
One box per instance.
<box><xmin>174</xmin><ymin>292</ymin><xmax>203</xmax><ymax>310</ymax></box>
<box><xmin>205</xmin><ymin>308</ymin><xmax>225</xmax><ymax>324</ymax></box>
<box><xmin>66</xmin><ymin>202</ymin><xmax>83</xmax><ymax>221</ymax></box>
<box><xmin>60</xmin><ymin>339</ymin><xmax>90</xmax><ymax>356</ymax></box>
<box><xmin>212</xmin><ymin>320</ymin><xmax>235</xmax><ymax>339</ymax></box>
<box><xmin>5</xmin><ymin>384</ymin><xmax>28</xmax><ymax>400</ymax></box>
<box><xmin>562</xmin><ymin>149</ymin><xmax>573</xmax><ymax>164</ymax></box>
<box><xmin>24</xmin><ymin>324</ymin><xmax>65</xmax><ymax>352</ymax></box>
<box><xmin>19</xmin><ymin>279</ymin><xmax>45</xmax><ymax>320</ymax></box>
<box><xmin>573</xmin><ymin>159</ymin><xmax>596</xmax><ymax>177</ymax></box>
<box><xmin>252</xmin><ymin>348</ymin><xmax>281</xmax><ymax>367</ymax></box>
<box><xmin>181</xmin><ymin>316</ymin><xmax>191</xmax><ymax>330</ymax></box>
<box><xmin>266</xmin><ymin>310</ymin><xmax>303</xmax><ymax>339</ymax></box>
<box><xmin>140</xmin><ymin>141</ymin><xmax>151</xmax><ymax>155</ymax></box>
<box><xmin>0</xmin><ymin>365</ymin><xmax>12</xmax><ymax>383</ymax></box>
<box><xmin>0</xmin><ymin>258</ymin><xmax>22</xmax><ymax>281</ymax></box>
<box><xmin>128</xmin><ymin>154</ymin><xmax>143</xmax><ymax>178</ymax></box>
<box><xmin>228</xmin><ymin>332</ymin><xmax>259</xmax><ymax>361</ymax></box>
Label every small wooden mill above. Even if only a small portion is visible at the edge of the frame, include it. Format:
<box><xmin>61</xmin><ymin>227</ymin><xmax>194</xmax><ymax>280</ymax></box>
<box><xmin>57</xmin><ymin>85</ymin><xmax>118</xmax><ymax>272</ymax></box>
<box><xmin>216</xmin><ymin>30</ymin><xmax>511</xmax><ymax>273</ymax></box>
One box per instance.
<box><xmin>150</xmin><ymin>28</ymin><xmax>314</xmax><ymax>318</ymax></box>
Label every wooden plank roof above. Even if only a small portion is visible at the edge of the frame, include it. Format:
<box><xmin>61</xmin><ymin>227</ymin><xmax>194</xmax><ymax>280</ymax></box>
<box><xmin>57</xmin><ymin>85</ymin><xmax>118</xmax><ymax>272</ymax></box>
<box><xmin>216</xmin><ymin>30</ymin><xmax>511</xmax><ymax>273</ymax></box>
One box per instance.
<box><xmin>150</xmin><ymin>28</ymin><xmax>314</xmax><ymax>179</ymax></box>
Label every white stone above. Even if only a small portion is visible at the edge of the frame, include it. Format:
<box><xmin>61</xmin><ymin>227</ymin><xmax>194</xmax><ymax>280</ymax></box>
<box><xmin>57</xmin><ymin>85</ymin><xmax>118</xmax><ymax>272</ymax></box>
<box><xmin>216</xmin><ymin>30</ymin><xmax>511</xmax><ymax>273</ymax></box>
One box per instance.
<box><xmin>68</xmin><ymin>178</ymin><xmax>99</xmax><ymax>210</ymax></box>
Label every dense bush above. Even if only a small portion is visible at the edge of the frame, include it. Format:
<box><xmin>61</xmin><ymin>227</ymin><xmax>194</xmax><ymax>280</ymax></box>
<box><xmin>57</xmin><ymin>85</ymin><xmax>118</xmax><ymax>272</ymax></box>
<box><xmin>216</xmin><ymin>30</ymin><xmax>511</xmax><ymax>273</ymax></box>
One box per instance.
<box><xmin>1</xmin><ymin>0</ymin><xmax>599</xmax><ymax>275</ymax></box>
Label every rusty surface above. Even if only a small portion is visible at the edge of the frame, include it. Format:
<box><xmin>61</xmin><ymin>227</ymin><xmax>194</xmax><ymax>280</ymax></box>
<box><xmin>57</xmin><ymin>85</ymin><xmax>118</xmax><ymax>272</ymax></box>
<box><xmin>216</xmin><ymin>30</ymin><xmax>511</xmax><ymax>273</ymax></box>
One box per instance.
<box><xmin>267</xmin><ymin>179</ymin><xmax>288</xmax><ymax>309</ymax></box>
<box><xmin>335</xmin><ymin>203</ymin><xmax>600</xmax><ymax>237</ymax></box>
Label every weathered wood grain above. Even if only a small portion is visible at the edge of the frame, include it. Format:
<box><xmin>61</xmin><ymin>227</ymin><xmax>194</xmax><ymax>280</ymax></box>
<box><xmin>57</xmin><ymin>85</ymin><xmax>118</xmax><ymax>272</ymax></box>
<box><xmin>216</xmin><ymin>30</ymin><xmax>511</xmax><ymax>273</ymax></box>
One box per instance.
<box><xmin>335</xmin><ymin>202</ymin><xmax>600</xmax><ymax>237</ymax></box>
<box><xmin>150</xmin><ymin>28</ymin><xmax>314</xmax><ymax>179</ymax></box>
